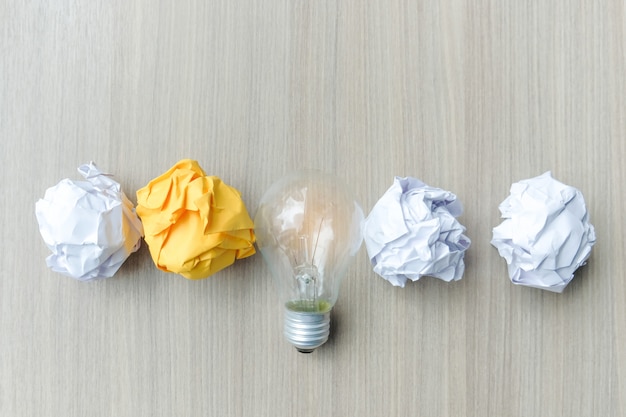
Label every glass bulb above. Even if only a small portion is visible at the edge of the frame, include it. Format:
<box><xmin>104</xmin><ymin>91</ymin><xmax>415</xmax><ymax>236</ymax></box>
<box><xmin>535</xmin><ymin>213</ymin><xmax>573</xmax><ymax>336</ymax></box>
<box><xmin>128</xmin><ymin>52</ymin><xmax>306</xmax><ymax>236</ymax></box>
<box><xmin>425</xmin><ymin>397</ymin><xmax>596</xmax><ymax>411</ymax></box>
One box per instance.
<box><xmin>254</xmin><ymin>171</ymin><xmax>364</xmax><ymax>353</ymax></box>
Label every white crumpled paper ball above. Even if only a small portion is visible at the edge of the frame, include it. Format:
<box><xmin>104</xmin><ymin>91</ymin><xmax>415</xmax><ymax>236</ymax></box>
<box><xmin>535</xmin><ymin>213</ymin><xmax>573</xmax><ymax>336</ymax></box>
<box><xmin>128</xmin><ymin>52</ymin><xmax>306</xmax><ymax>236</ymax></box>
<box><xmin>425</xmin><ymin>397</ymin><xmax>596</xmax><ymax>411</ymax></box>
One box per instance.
<box><xmin>35</xmin><ymin>162</ymin><xmax>144</xmax><ymax>281</ymax></box>
<box><xmin>491</xmin><ymin>172</ymin><xmax>596</xmax><ymax>293</ymax></box>
<box><xmin>363</xmin><ymin>177</ymin><xmax>471</xmax><ymax>287</ymax></box>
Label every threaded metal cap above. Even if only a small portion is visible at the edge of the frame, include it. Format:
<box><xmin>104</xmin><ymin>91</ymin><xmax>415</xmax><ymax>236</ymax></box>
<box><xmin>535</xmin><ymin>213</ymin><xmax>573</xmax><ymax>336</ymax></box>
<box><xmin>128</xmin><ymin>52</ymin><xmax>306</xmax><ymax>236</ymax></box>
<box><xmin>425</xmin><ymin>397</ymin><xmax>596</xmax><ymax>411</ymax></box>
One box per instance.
<box><xmin>283</xmin><ymin>308</ymin><xmax>331</xmax><ymax>353</ymax></box>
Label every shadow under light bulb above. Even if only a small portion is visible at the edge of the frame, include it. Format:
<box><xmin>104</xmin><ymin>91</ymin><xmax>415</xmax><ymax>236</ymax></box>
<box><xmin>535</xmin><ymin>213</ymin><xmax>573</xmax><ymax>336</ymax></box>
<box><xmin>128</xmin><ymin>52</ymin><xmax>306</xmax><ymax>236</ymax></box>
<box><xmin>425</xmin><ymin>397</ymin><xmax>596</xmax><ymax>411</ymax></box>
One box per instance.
<box><xmin>254</xmin><ymin>171</ymin><xmax>364</xmax><ymax>353</ymax></box>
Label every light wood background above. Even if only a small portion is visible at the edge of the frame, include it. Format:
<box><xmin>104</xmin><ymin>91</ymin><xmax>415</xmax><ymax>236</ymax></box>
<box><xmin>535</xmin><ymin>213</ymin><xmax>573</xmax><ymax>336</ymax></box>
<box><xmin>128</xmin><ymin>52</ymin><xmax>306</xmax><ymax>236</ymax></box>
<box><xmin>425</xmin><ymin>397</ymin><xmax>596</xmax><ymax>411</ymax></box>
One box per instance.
<box><xmin>2</xmin><ymin>1</ymin><xmax>625</xmax><ymax>416</ymax></box>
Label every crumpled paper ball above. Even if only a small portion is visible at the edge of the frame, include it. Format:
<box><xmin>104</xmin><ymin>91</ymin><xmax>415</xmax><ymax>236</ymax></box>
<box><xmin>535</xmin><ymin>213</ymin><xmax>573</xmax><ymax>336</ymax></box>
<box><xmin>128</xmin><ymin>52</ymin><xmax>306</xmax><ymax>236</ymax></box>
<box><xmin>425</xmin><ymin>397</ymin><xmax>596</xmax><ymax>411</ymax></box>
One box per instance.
<box><xmin>136</xmin><ymin>159</ymin><xmax>256</xmax><ymax>279</ymax></box>
<box><xmin>35</xmin><ymin>162</ymin><xmax>144</xmax><ymax>281</ymax></box>
<box><xmin>363</xmin><ymin>177</ymin><xmax>471</xmax><ymax>287</ymax></box>
<box><xmin>491</xmin><ymin>171</ymin><xmax>596</xmax><ymax>293</ymax></box>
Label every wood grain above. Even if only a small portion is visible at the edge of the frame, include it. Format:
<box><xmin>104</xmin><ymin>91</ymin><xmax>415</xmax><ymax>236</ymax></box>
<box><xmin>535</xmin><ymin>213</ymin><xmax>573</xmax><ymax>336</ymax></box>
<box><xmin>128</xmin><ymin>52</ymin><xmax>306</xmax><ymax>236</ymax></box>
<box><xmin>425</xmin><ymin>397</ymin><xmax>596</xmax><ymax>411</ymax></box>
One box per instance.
<box><xmin>1</xmin><ymin>1</ymin><xmax>624</xmax><ymax>416</ymax></box>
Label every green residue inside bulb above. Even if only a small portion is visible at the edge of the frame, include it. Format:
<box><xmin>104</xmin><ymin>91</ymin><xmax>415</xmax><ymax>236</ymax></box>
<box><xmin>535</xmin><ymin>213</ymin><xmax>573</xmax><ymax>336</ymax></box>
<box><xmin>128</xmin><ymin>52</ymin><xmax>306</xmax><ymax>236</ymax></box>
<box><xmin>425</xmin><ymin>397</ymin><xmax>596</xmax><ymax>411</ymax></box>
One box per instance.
<box><xmin>286</xmin><ymin>299</ymin><xmax>331</xmax><ymax>313</ymax></box>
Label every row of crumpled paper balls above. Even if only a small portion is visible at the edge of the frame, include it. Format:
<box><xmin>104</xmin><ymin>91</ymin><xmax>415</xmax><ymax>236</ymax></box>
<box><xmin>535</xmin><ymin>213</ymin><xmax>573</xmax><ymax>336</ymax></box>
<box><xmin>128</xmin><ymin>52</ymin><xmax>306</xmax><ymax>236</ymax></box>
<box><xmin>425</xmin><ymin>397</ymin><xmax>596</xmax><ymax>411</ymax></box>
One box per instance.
<box><xmin>35</xmin><ymin>161</ymin><xmax>595</xmax><ymax>293</ymax></box>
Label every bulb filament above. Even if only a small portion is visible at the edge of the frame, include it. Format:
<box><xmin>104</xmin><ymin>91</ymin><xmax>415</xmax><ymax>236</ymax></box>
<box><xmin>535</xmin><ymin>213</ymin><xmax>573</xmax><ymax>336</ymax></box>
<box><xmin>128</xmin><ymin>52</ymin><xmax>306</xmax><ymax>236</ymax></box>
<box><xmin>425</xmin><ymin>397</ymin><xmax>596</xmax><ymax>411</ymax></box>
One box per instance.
<box><xmin>291</xmin><ymin>217</ymin><xmax>325</xmax><ymax>311</ymax></box>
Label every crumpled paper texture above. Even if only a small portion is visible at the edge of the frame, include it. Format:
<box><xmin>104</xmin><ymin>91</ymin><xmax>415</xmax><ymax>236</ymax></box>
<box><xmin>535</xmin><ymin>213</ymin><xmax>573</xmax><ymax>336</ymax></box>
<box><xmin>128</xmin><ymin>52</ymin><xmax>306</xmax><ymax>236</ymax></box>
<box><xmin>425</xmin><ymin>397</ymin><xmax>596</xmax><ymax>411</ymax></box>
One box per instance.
<box><xmin>491</xmin><ymin>172</ymin><xmax>596</xmax><ymax>293</ymax></box>
<box><xmin>136</xmin><ymin>159</ymin><xmax>255</xmax><ymax>279</ymax></box>
<box><xmin>363</xmin><ymin>177</ymin><xmax>471</xmax><ymax>287</ymax></box>
<box><xmin>35</xmin><ymin>162</ymin><xmax>144</xmax><ymax>281</ymax></box>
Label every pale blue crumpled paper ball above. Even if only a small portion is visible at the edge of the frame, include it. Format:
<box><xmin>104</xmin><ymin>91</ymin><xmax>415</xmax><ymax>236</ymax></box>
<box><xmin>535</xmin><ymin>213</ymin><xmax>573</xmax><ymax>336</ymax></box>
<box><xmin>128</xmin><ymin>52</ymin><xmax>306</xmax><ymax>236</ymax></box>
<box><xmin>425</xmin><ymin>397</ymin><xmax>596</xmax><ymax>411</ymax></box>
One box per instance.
<box><xmin>363</xmin><ymin>177</ymin><xmax>471</xmax><ymax>287</ymax></box>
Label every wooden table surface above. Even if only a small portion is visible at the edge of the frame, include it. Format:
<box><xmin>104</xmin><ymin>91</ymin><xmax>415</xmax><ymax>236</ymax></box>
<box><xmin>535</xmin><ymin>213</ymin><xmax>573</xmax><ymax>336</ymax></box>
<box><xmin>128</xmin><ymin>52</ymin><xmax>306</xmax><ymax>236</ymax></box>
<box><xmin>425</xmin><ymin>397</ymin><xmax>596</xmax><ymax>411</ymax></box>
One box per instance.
<box><xmin>2</xmin><ymin>1</ymin><xmax>625</xmax><ymax>416</ymax></box>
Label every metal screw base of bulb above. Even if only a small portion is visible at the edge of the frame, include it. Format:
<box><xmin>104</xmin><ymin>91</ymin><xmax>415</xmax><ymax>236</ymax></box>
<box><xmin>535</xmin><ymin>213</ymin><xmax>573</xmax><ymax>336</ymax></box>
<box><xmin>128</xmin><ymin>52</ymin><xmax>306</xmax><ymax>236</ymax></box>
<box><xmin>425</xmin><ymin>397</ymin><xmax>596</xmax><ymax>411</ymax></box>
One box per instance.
<box><xmin>283</xmin><ymin>308</ymin><xmax>331</xmax><ymax>353</ymax></box>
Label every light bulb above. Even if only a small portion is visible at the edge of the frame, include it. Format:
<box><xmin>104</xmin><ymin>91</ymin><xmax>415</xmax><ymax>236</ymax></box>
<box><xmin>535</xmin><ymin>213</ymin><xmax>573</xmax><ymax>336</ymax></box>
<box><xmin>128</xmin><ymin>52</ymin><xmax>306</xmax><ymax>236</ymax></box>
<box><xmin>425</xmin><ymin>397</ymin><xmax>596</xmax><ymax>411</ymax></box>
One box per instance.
<box><xmin>254</xmin><ymin>171</ymin><xmax>364</xmax><ymax>353</ymax></box>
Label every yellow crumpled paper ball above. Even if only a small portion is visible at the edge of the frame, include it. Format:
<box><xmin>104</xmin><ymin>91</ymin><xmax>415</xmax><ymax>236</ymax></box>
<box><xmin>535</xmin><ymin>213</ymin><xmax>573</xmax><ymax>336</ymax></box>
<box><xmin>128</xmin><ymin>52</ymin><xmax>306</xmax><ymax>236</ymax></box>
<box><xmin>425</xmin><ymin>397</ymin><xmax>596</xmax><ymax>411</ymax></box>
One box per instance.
<box><xmin>136</xmin><ymin>159</ymin><xmax>255</xmax><ymax>279</ymax></box>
